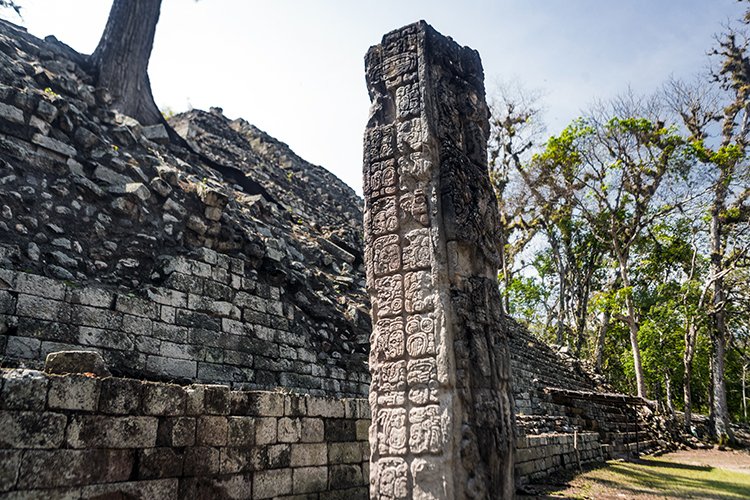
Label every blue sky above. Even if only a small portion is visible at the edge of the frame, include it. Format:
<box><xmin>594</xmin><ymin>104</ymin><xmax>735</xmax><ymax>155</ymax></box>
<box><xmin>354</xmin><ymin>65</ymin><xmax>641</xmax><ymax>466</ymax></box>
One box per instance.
<box><xmin>3</xmin><ymin>0</ymin><xmax>743</xmax><ymax>194</ymax></box>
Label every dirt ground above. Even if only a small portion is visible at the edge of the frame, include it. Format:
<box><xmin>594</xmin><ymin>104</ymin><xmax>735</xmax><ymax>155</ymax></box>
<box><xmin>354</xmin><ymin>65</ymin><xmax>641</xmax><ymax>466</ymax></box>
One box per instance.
<box><xmin>519</xmin><ymin>448</ymin><xmax>750</xmax><ymax>499</ymax></box>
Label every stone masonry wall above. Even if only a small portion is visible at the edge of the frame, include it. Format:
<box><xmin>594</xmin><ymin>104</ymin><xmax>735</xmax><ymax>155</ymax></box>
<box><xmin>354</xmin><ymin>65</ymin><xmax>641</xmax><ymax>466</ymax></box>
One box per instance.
<box><xmin>0</xmin><ymin>368</ymin><xmax>369</xmax><ymax>499</ymax></box>
<box><xmin>0</xmin><ymin>367</ymin><xmax>619</xmax><ymax>495</ymax></box>
<box><xmin>0</xmin><ymin>252</ymin><xmax>369</xmax><ymax>397</ymax></box>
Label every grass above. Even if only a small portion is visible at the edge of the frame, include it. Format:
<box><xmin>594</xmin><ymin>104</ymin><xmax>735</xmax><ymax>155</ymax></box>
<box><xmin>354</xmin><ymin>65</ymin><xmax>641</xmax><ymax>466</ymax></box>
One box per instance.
<box><xmin>546</xmin><ymin>456</ymin><xmax>750</xmax><ymax>499</ymax></box>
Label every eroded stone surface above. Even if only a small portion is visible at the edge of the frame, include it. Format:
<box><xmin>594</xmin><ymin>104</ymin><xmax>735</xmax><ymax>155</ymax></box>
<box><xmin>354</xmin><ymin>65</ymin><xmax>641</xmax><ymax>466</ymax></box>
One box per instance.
<box><xmin>364</xmin><ymin>22</ymin><xmax>515</xmax><ymax>499</ymax></box>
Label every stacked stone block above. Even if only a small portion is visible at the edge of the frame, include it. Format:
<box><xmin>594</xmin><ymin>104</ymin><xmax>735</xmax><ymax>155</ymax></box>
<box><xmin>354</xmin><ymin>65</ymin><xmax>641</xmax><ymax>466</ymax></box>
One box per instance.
<box><xmin>0</xmin><ymin>250</ymin><xmax>369</xmax><ymax>397</ymax></box>
<box><xmin>0</xmin><ymin>369</ymin><xmax>370</xmax><ymax>498</ymax></box>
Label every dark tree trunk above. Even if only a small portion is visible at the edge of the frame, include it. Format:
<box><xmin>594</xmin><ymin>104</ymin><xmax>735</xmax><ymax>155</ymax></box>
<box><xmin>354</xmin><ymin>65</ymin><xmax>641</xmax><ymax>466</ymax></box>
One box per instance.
<box><xmin>90</xmin><ymin>0</ymin><xmax>163</xmax><ymax>126</ymax></box>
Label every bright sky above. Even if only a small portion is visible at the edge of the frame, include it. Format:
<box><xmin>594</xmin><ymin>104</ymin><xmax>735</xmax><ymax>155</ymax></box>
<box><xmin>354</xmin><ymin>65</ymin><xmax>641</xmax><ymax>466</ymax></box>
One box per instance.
<box><xmin>2</xmin><ymin>0</ymin><xmax>743</xmax><ymax>195</ymax></box>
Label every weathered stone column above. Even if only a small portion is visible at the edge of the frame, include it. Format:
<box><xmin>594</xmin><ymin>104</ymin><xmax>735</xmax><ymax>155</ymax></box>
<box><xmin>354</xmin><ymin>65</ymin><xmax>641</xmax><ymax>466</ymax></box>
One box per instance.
<box><xmin>363</xmin><ymin>21</ymin><xmax>515</xmax><ymax>500</ymax></box>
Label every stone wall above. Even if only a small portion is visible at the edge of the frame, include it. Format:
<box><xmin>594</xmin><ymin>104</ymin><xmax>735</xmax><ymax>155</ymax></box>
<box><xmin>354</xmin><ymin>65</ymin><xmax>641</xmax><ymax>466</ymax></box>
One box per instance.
<box><xmin>0</xmin><ymin>256</ymin><xmax>369</xmax><ymax>397</ymax></box>
<box><xmin>0</xmin><ymin>368</ymin><xmax>369</xmax><ymax>499</ymax></box>
<box><xmin>0</xmin><ymin>18</ymin><xmax>370</xmax><ymax>400</ymax></box>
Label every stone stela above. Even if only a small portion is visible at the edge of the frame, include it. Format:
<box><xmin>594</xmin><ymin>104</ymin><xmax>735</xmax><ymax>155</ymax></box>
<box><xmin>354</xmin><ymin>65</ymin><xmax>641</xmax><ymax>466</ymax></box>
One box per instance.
<box><xmin>363</xmin><ymin>21</ymin><xmax>515</xmax><ymax>500</ymax></box>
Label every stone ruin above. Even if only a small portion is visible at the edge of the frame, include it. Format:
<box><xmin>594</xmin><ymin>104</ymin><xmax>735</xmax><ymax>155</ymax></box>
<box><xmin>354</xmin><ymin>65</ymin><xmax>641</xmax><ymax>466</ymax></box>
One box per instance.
<box><xmin>363</xmin><ymin>22</ymin><xmax>514</xmax><ymax>499</ymax></box>
<box><xmin>0</xmin><ymin>16</ymin><xmax>663</xmax><ymax>500</ymax></box>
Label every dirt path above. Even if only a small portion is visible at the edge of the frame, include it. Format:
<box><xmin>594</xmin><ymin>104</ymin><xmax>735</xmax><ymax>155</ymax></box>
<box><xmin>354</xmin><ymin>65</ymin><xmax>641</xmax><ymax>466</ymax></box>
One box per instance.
<box><xmin>520</xmin><ymin>448</ymin><xmax>750</xmax><ymax>499</ymax></box>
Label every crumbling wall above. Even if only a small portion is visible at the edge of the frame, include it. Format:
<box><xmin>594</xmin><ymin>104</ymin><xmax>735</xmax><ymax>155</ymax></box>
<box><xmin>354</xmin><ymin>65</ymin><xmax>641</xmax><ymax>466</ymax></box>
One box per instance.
<box><xmin>0</xmin><ymin>18</ymin><xmax>370</xmax><ymax>398</ymax></box>
<box><xmin>0</xmin><ymin>368</ymin><xmax>369</xmax><ymax>498</ymax></box>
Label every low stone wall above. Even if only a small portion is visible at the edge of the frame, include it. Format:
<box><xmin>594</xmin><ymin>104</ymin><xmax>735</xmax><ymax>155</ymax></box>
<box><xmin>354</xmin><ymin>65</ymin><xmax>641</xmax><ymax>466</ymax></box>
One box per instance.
<box><xmin>0</xmin><ymin>369</ymin><xmax>369</xmax><ymax>499</ymax></box>
<box><xmin>0</xmin><ymin>256</ymin><xmax>369</xmax><ymax>397</ymax></box>
<box><xmin>515</xmin><ymin>432</ymin><xmax>606</xmax><ymax>483</ymax></box>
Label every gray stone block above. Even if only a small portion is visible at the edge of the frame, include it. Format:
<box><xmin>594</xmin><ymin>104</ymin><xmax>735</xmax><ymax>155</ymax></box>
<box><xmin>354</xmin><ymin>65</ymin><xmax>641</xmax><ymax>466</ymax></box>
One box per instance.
<box><xmin>183</xmin><ymin>446</ymin><xmax>220</xmax><ymax>476</ymax></box>
<box><xmin>196</xmin><ymin>416</ymin><xmax>228</xmax><ymax>446</ymax></box>
<box><xmin>16</xmin><ymin>294</ymin><xmax>70</xmax><ymax>322</ymax></box>
<box><xmin>254</xmin><ymin>469</ymin><xmax>292</xmax><ymax>499</ymax></box>
<box><xmin>329</xmin><ymin>464</ymin><xmax>364</xmax><ymax>490</ymax></box>
<box><xmin>0</xmin><ymin>450</ymin><xmax>20</xmax><ymax>492</ymax></box>
<box><xmin>0</xmin><ymin>370</ymin><xmax>47</xmax><ymax>411</ymax></box>
<box><xmin>0</xmin><ymin>411</ymin><xmax>67</xmax><ymax>448</ymax></box>
<box><xmin>98</xmin><ymin>377</ymin><xmax>143</xmax><ymax>414</ymax></box>
<box><xmin>17</xmin><ymin>449</ymin><xmax>134</xmax><ymax>488</ymax></box>
<box><xmin>79</xmin><ymin>478</ymin><xmax>178</xmax><ymax>499</ymax></box>
<box><xmin>142</xmin><ymin>382</ymin><xmax>186</xmax><ymax>416</ymax></box>
<box><xmin>203</xmin><ymin>384</ymin><xmax>231</xmax><ymax>415</ymax></box>
<box><xmin>5</xmin><ymin>336</ymin><xmax>40</xmax><ymax>359</ymax></box>
<box><xmin>255</xmin><ymin>417</ymin><xmax>277</xmax><ymax>445</ymax></box>
<box><xmin>66</xmin><ymin>415</ymin><xmax>158</xmax><ymax>448</ymax></box>
<box><xmin>290</xmin><ymin>443</ymin><xmax>327</xmax><ymax>467</ymax></box>
<box><xmin>70</xmin><ymin>304</ymin><xmax>123</xmax><ymax>329</ymax></box>
<box><xmin>44</xmin><ymin>350</ymin><xmax>110</xmax><ymax>377</ymax></box>
<box><xmin>15</xmin><ymin>272</ymin><xmax>66</xmax><ymax>300</ymax></box>
<box><xmin>137</xmin><ymin>448</ymin><xmax>183</xmax><ymax>479</ymax></box>
<box><xmin>146</xmin><ymin>355</ymin><xmax>197</xmax><ymax>380</ymax></box>
<box><xmin>48</xmin><ymin>375</ymin><xmax>100</xmax><ymax>411</ymax></box>
<box><xmin>78</xmin><ymin>326</ymin><xmax>134</xmax><ymax>351</ymax></box>
<box><xmin>115</xmin><ymin>294</ymin><xmax>159</xmax><ymax>319</ymax></box>
<box><xmin>227</xmin><ymin>416</ymin><xmax>255</xmax><ymax>446</ymax></box>
<box><xmin>293</xmin><ymin>466</ymin><xmax>328</xmax><ymax>494</ymax></box>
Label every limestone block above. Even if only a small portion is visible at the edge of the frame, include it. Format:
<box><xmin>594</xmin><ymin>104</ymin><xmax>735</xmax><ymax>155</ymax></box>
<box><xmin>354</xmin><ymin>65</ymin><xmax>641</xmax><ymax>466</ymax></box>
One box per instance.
<box><xmin>146</xmin><ymin>355</ymin><xmax>197</xmax><ymax>380</ymax></box>
<box><xmin>79</xmin><ymin>478</ymin><xmax>178</xmax><ymax>499</ymax></box>
<box><xmin>48</xmin><ymin>374</ymin><xmax>100</xmax><ymax>411</ymax></box>
<box><xmin>16</xmin><ymin>295</ymin><xmax>71</xmax><ymax>322</ymax></box>
<box><xmin>0</xmin><ymin>102</ymin><xmax>24</xmax><ymax>123</ymax></box>
<box><xmin>301</xmin><ymin>417</ymin><xmax>325</xmax><ymax>443</ymax></box>
<box><xmin>31</xmin><ymin>133</ymin><xmax>76</xmax><ymax>157</ymax></box>
<box><xmin>329</xmin><ymin>442</ymin><xmax>365</xmax><ymax>464</ymax></box>
<box><xmin>0</xmin><ymin>411</ymin><xmax>67</xmax><ymax>448</ymax></box>
<box><xmin>253</xmin><ymin>469</ymin><xmax>292</xmax><ymax>499</ymax></box>
<box><xmin>293</xmin><ymin>466</ymin><xmax>328</xmax><ymax>494</ymax></box>
<box><xmin>306</xmin><ymin>395</ymin><xmax>345</xmax><ymax>418</ymax></box>
<box><xmin>115</xmin><ymin>294</ymin><xmax>158</xmax><ymax>319</ymax></box>
<box><xmin>290</xmin><ymin>443</ymin><xmax>327</xmax><ymax>467</ymax></box>
<box><xmin>65</xmin><ymin>415</ymin><xmax>155</xmax><ymax>448</ymax></box>
<box><xmin>325</xmin><ymin>419</ymin><xmax>356</xmax><ymax>442</ymax></box>
<box><xmin>183</xmin><ymin>447</ymin><xmax>221</xmax><ymax>476</ymax></box>
<box><xmin>255</xmin><ymin>417</ymin><xmax>277</xmax><ymax>445</ymax></box>
<box><xmin>219</xmin><ymin>447</ymin><xmax>254</xmax><ymax>474</ymax></box>
<box><xmin>5</xmin><ymin>336</ymin><xmax>40</xmax><ymax>359</ymax></box>
<box><xmin>228</xmin><ymin>416</ymin><xmax>255</xmax><ymax>446</ymax></box>
<box><xmin>0</xmin><ymin>450</ymin><xmax>20</xmax><ymax>492</ymax></box>
<box><xmin>17</xmin><ymin>449</ymin><xmax>134</xmax><ymax>489</ymax></box>
<box><xmin>142</xmin><ymin>382</ymin><xmax>186</xmax><ymax>416</ymax></box>
<box><xmin>0</xmin><ymin>370</ymin><xmax>47</xmax><ymax>411</ymax></box>
<box><xmin>248</xmin><ymin>391</ymin><xmax>285</xmax><ymax>417</ymax></box>
<box><xmin>278</xmin><ymin>417</ymin><xmax>302</xmax><ymax>443</ymax></box>
<box><xmin>197</xmin><ymin>416</ymin><xmax>228</xmax><ymax>446</ymax></box>
<box><xmin>329</xmin><ymin>464</ymin><xmax>364</xmax><ymax>490</ymax></box>
<box><xmin>137</xmin><ymin>448</ymin><xmax>183</xmax><ymax>479</ymax></box>
<box><xmin>15</xmin><ymin>272</ymin><xmax>66</xmax><ymax>300</ymax></box>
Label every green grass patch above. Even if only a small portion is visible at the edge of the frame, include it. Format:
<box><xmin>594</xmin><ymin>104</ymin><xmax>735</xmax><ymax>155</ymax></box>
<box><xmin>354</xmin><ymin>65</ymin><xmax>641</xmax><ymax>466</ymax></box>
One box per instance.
<box><xmin>549</xmin><ymin>456</ymin><xmax>750</xmax><ymax>499</ymax></box>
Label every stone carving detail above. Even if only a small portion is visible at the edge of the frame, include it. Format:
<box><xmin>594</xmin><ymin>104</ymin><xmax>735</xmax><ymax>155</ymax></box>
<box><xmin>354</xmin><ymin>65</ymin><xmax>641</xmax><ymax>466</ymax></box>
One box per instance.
<box><xmin>373</xmin><ymin>317</ymin><xmax>405</xmax><ymax>360</ymax></box>
<box><xmin>396</xmin><ymin>83</ymin><xmax>421</xmax><ymax>120</ymax></box>
<box><xmin>403</xmin><ymin>271</ymin><xmax>434</xmax><ymax>313</ymax></box>
<box><xmin>376</xmin><ymin>408</ymin><xmax>408</xmax><ymax>456</ymax></box>
<box><xmin>372</xmin><ymin>234</ymin><xmax>401</xmax><ymax>276</ymax></box>
<box><xmin>408</xmin><ymin>405</ymin><xmax>446</xmax><ymax>454</ymax></box>
<box><xmin>365</xmin><ymin>21</ymin><xmax>514</xmax><ymax>499</ymax></box>
<box><xmin>402</xmin><ymin>229</ymin><xmax>431</xmax><ymax>271</ymax></box>
<box><xmin>368</xmin><ymin>196</ymin><xmax>399</xmax><ymax>236</ymax></box>
<box><xmin>373</xmin><ymin>275</ymin><xmax>403</xmax><ymax>318</ymax></box>
<box><xmin>399</xmin><ymin>189</ymin><xmax>429</xmax><ymax>227</ymax></box>
<box><xmin>377</xmin><ymin>458</ymin><xmax>409</xmax><ymax>499</ymax></box>
<box><xmin>405</xmin><ymin>313</ymin><xmax>436</xmax><ymax>358</ymax></box>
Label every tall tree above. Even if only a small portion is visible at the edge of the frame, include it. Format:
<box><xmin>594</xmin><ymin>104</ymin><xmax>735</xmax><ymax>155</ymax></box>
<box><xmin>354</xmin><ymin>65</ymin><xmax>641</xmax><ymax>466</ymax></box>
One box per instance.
<box><xmin>89</xmin><ymin>0</ymin><xmax>163</xmax><ymax>126</ymax></box>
